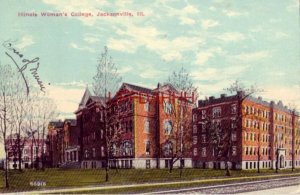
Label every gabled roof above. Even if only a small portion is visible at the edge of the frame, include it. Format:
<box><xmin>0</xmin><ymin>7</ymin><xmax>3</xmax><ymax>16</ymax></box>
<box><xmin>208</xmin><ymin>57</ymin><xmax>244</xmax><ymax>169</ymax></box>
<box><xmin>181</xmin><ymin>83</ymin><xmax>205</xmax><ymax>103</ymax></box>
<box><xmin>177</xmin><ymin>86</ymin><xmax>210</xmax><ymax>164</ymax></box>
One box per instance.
<box><xmin>86</xmin><ymin>96</ymin><xmax>106</xmax><ymax>106</ymax></box>
<box><xmin>152</xmin><ymin>83</ymin><xmax>179</xmax><ymax>94</ymax></box>
<box><xmin>121</xmin><ymin>83</ymin><xmax>152</xmax><ymax>94</ymax></box>
<box><xmin>78</xmin><ymin>87</ymin><xmax>92</xmax><ymax>109</ymax></box>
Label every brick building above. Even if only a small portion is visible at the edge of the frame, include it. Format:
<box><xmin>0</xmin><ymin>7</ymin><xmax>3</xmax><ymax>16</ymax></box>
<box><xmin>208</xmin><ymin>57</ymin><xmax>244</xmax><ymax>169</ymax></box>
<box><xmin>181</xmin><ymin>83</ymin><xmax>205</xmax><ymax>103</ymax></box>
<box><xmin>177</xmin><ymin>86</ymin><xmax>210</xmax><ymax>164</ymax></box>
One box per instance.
<box><xmin>46</xmin><ymin>120</ymin><xmax>64</xmax><ymax>167</ymax></box>
<box><xmin>6</xmin><ymin>134</ymin><xmax>46</xmax><ymax>169</ymax></box>
<box><xmin>105</xmin><ymin>82</ymin><xmax>193</xmax><ymax>169</ymax></box>
<box><xmin>192</xmin><ymin>92</ymin><xmax>300</xmax><ymax>170</ymax></box>
<box><xmin>75</xmin><ymin>88</ymin><xmax>106</xmax><ymax>169</ymax></box>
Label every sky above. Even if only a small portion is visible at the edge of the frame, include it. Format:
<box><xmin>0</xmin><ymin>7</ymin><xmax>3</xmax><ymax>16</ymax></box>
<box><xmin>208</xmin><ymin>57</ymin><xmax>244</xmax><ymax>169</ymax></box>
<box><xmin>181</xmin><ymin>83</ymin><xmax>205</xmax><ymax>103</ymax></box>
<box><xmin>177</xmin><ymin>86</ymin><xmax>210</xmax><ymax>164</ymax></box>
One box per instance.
<box><xmin>0</xmin><ymin>0</ymin><xmax>299</xmax><ymax>120</ymax></box>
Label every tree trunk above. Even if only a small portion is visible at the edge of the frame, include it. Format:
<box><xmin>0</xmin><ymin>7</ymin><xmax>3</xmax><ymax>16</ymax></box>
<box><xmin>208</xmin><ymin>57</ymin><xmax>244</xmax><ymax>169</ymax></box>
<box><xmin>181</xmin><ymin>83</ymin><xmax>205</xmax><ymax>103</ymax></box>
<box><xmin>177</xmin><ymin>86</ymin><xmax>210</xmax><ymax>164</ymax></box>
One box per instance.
<box><xmin>257</xmin><ymin>149</ymin><xmax>260</xmax><ymax>173</ymax></box>
<box><xmin>169</xmin><ymin>160</ymin><xmax>173</xmax><ymax>173</ymax></box>
<box><xmin>225</xmin><ymin>161</ymin><xmax>231</xmax><ymax>176</ymax></box>
<box><xmin>105</xmin><ymin>156</ymin><xmax>109</xmax><ymax>182</ymax></box>
<box><xmin>18</xmin><ymin>138</ymin><xmax>22</xmax><ymax>172</ymax></box>
<box><xmin>5</xmin><ymin>148</ymin><xmax>9</xmax><ymax>188</ymax></box>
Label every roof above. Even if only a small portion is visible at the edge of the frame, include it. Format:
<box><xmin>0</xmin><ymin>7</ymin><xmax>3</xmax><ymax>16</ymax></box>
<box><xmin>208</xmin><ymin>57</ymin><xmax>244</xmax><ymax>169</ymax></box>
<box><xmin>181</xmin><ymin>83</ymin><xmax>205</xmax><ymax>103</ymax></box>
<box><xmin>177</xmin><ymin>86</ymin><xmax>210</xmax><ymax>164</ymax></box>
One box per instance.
<box><xmin>122</xmin><ymin>83</ymin><xmax>152</xmax><ymax>94</ymax></box>
<box><xmin>78</xmin><ymin>87</ymin><xmax>92</xmax><ymax>108</ymax></box>
<box><xmin>90</xmin><ymin>96</ymin><xmax>105</xmax><ymax>103</ymax></box>
<box><xmin>49</xmin><ymin>120</ymin><xmax>64</xmax><ymax>128</ymax></box>
<box><xmin>64</xmin><ymin>119</ymin><xmax>77</xmax><ymax>126</ymax></box>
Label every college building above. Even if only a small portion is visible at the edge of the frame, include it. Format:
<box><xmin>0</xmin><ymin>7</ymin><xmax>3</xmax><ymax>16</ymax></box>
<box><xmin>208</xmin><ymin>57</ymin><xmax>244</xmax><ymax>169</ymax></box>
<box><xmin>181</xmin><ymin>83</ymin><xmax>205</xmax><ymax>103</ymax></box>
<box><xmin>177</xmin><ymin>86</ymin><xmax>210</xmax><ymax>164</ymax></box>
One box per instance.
<box><xmin>47</xmin><ymin>82</ymin><xmax>194</xmax><ymax>169</ymax></box>
<box><xmin>192</xmin><ymin>92</ymin><xmax>300</xmax><ymax>170</ymax></box>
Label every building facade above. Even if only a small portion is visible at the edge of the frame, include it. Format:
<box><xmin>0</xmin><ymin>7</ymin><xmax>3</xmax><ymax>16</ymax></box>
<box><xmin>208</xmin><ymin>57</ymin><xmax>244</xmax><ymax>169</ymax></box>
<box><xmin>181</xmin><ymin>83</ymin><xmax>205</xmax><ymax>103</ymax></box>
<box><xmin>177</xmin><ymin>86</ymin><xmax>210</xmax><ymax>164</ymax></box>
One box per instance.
<box><xmin>6</xmin><ymin>134</ymin><xmax>46</xmax><ymax>169</ymax></box>
<box><xmin>104</xmin><ymin>83</ymin><xmax>193</xmax><ymax>169</ymax></box>
<box><xmin>75</xmin><ymin>89</ymin><xmax>106</xmax><ymax>169</ymax></box>
<box><xmin>192</xmin><ymin>92</ymin><xmax>300</xmax><ymax>170</ymax></box>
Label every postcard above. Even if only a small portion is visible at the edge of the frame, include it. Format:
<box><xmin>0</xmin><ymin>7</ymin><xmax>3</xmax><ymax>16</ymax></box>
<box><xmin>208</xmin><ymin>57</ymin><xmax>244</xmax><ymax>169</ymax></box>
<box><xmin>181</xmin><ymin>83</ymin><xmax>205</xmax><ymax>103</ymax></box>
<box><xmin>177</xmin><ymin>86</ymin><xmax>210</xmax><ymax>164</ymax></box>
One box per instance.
<box><xmin>0</xmin><ymin>0</ymin><xmax>299</xmax><ymax>194</ymax></box>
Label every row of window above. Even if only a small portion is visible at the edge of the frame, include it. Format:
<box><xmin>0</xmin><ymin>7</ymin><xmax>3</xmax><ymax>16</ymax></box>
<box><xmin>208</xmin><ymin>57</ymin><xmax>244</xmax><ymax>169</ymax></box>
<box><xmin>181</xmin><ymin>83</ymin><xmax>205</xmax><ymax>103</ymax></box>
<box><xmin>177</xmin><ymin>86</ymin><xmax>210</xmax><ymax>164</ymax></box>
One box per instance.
<box><xmin>244</xmin><ymin>119</ymin><xmax>270</xmax><ymax>131</ymax></box>
<box><xmin>84</xmin><ymin>147</ymin><xmax>105</xmax><ymax>159</ymax></box>
<box><xmin>244</xmin><ymin>132</ymin><xmax>271</xmax><ymax>142</ymax></box>
<box><xmin>245</xmin><ymin>161</ymin><xmax>271</xmax><ymax>169</ymax></box>
<box><xmin>244</xmin><ymin>106</ymin><xmax>270</xmax><ymax>119</ymax></box>
<box><xmin>193</xmin><ymin>146</ymin><xmax>237</xmax><ymax>157</ymax></box>
<box><xmin>244</xmin><ymin>146</ymin><xmax>271</xmax><ymax>156</ymax></box>
<box><xmin>192</xmin><ymin>104</ymin><xmax>237</xmax><ymax>122</ymax></box>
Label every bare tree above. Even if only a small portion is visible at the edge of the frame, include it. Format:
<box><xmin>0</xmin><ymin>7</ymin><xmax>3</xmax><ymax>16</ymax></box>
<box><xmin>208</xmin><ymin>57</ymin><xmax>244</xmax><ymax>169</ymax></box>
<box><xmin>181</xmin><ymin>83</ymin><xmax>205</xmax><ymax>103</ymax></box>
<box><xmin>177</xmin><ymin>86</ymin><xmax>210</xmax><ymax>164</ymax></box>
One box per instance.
<box><xmin>25</xmin><ymin>92</ymin><xmax>58</xmax><ymax>170</ymax></box>
<box><xmin>162</xmin><ymin>95</ymin><xmax>192</xmax><ymax>175</ymax></box>
<box><xmin>105</xmin><ymin>100</ymin><xmax>124</xmax><ymax>177</ymax></box>
<box><xmin>92</xmin><ymin>46</ymin><xmax>122</xmax><ymax>182</ymax></box>
<box><xmin>9</xmin><ymin>77</ymin><xmax>30</xmax><ymax>171</ymax></box>
<box><xmin>166</xmin><ymin>67</ymin><xmax>198</xmax><ymax>103</ymax></box>
<box><xmin>0</xmin><ymin>64</ymin><xmax>23</xmax><ymax>188</ymax></box>
<box><xmin>0</xmin><ymin>63</ymin><xmax>17</xmax><ymax>188</ymax></box>
<box><xmin>163</xmin><ymin>67</ymin><xmax>196</xmax><ymax>175</ymax></box>
<box><xmin>92</xmin><ymin>46</ymin><xmax>122</xmax><ymax>98</ymax></box>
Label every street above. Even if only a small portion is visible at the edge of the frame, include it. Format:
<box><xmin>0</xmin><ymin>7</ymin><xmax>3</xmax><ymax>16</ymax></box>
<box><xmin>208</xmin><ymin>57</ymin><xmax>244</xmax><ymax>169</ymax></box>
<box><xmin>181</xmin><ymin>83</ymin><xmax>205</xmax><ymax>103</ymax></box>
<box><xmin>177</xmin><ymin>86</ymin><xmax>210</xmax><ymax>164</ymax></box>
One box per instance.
<box><xmin>152</xmin><ymin>176</ymin><xmax>300</xmax><ymax>194</ymax></box>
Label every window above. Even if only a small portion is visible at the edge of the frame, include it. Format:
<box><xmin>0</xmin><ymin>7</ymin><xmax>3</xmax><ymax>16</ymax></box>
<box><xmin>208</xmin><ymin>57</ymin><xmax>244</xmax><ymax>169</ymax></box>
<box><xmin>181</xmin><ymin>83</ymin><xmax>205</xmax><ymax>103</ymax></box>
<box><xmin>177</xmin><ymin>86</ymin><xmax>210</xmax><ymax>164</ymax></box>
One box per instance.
<box><xmin>212</xmin><ymin>107</ymin><xmax>221</xmax><ymax>118</ymax></box>
<box><xmin>193</xmin><ymin>114</ymin><xmax>197</xmax><ymax>122</ymax></box>
<box><xmin>144</xmin><ymin>120</ymin><xmax>150</xmax><ymax>133</ymax></box>
<box><xmin>202</xmin><ymin>123</ymin><xmax>206</xmax><ymax>132</ymax></box>
<box><xmin>232</xmin><ymin>146</ymin><xmax>237</xmax><ymax>156</ymax></box>
<box><xmin>164</xmin><ymin>120</ymin><xmax>172</xmax><ymax>135</ymax></box>
<box><xmin>145</xmin><ymin>140</ymin><xmax>150</xmax><ymax>155</ymax></box>
<box><xmin>231</xmin><ymin>118</ymin><xmax>237</xmax><ymax>129</ymax></box>
<box><xmin>164</xmin><ymin>141</ymin><xmax>173</xmax><ymax>156</ymax></box>
<box><xmin>202</xmin><ymin>135</ymin><xmax>206</xmax><ymax>143</ymax></box>
<box><xmin>231</xmin><ymin>104</ymin><xmax>237</xmax><ymax>114</ymax></box>
<box><xmin>100</xmin><ymin>129</ymin><xmax>104</xmax><ymax>139</ymax></box>
<box><xmin>101</xmin><ymin>146</ymin><xmax>105</xmax><ymax>157</ymax></box>
<box><xmin>232</xmin><ymin>132</ymin><xmax>237</xmax><ymax>141</ymax></box>
<box><xmin>201</xmin><ymin>147</ymin><xmax>207</xmax><ymax>157</ymax></box>
<box><xmin>85</xmin><ymin>150</ymin><xmax>89</xmax><ymax>158</ymax></box>
<box><xmin>201</xmin><ymin>110</ymin><xmax>206</xmax><ymax>119</ymax></box>
<box><xmin>146</xmin><ymin>160</ymin><xmax>150</xmax><ymax>169</ymax></box>
<box><xmin>193</xmin><ymin>125</ymin><xmax>197</xmax><ymax>134</ymax></box>
<box><xmin>163</xmin><ymin>100</ymin><xmax>172</xmax><ymax>114</ymax></box>
<box><xmin>92</xmin><ymin>148</ymin><xmax>96</xmax><ymax>158</ymax></box>
<box><xmin>144</xmin><ymin>102</ymin><xmax>149</xmax><ymax>112</ymax></box>
<box><xmin>123</xmin><ymin>141</ymin><xmax>132</xmax><ymax>156</ymax></box>
<box><xmin>193</xmin><ymin>136</ymin><xmax>198</xmax><ymax>144</ymax></box>
<box><xmin>193</xmin><ymin>148</ymin><xmax>198</xmax><ymax>156</ymax></box>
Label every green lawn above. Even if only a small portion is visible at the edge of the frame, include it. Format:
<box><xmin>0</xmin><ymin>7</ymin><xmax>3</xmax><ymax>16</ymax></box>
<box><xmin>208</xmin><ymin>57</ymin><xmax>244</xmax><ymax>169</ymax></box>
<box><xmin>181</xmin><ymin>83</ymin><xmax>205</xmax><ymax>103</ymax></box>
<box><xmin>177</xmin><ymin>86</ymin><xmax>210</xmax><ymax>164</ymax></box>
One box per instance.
<box><xmin>0</xmin><ymin>168</ymin><xmax>299</xmax><ymax>192</ymax></box>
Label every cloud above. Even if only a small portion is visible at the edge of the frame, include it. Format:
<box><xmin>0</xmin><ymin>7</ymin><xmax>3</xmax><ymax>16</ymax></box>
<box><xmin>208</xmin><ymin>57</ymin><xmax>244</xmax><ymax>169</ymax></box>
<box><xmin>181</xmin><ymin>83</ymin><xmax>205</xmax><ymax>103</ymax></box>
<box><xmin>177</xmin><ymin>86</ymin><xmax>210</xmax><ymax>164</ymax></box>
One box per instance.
<box><xmin>112</xmin><ymin>24</ymin><xmax>203</xmax><ymax>62</ymax></box>
<box><xmin>46</xmin><ymin>84</ymin><xmax>86</xmax><ymax>118</ymax></box>
<box><xmin>262</xmin><ymin>84</ymin><xmax>300</xmax><ymax>109</ymax></box>
<box><xmin>70</xmin><ymin>42</ymin><xmax>95</xmax><ymax>53</ymax></box>
<box><xmin>233</xmin><ymin>51</ymin><xmax>270</xmax><ymax>62</ymax></box>
<box><xmin>182</xmin><ymin>5</ymin><xmax>199</xmax><ymax>14</ymax></box>
<box><xmin>222</xmin><ymin>10</ymin><xmax>248</xmax><ymax>17</ymax></box>
<box><xmin>217</xmin><ymin>32</ymin><xmax>246</xmax><ymax>42</ymax></box>
<box><xmin>107</xmin><ymin>38</ymin><xmax>137</xmax><ymax>53</ymax></box>
<box><xmin>179</xmin><ymin>16</ymin><xmax>195</xmax><ymax>25</ymax></box>
<box><xmin>195</xmin><ymin>47</ymin><xmax>223</xmax><ymax>65</ymax></box>
<box><xmin>15</xmin><ymin>35</ymin><xmax>35</xmax><ymax>49</ymax></box>
<box><xmin>118</xmin><ymin>66</ymin><xmax>133</xmax><ymax>74</ymax></box>
<box><xmin>84</xmin><ymin>34</ymin><xmax>100</xmax><ymax>43</ymax></box>
<box><xmin>201</xmin><ymin>19</ymin><xmax>219</xmax><ymax>30</ymax></box>
<box><xmin>139</xmin><ymin>69</ymin><xmax>164</xmax><ymax>79</ymax></box>
<box><xmin>195</xmin><ymin>52</ymin><xmax>214</xmax><ymax>65</ymax></box>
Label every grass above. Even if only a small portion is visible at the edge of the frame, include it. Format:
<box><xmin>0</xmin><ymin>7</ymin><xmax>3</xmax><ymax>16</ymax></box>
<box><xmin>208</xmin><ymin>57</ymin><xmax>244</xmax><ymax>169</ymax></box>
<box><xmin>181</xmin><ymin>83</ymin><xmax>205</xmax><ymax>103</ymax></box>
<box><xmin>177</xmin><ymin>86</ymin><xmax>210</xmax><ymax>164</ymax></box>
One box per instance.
<box><xmin>0</xmin><ymin>168</ymin><xmax>300</xmax><ymax>193</ymax></box>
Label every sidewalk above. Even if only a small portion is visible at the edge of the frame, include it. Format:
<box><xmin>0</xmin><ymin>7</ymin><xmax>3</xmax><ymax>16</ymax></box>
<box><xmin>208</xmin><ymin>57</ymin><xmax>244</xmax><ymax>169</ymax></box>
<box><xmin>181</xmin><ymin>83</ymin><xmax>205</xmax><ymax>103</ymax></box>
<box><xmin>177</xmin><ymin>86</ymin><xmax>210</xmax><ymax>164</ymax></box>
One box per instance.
<box><xmin>14</xmin><ymin>172</ymin><xmax>300</xmax><ymax>194</ymax></box>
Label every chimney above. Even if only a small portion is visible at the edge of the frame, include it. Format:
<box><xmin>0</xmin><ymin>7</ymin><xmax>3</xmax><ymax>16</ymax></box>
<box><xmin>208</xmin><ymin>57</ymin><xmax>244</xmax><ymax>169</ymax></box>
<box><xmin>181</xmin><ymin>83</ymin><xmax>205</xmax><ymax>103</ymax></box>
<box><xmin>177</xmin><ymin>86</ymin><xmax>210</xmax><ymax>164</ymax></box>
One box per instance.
<box><xmin>220</xmin><ymin>94</ymin><xmax>227</xmax><ymax>98</ymax></box>
<box><xmin>258</xmin><ymin>96</ymin><xmax>262</xmax><ymax>101</ymax></box>
<box><xmin>157</xmin><ymin>82</ymin><xmax>161</xmax><ymax>88</ymax></box>
<box><xmin>209</xmin><ymin>96</ymin><xmax>215</xmax><ymax>101</ymax></box>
